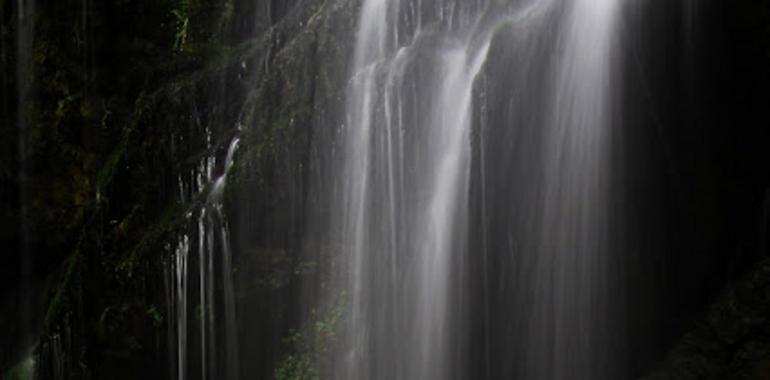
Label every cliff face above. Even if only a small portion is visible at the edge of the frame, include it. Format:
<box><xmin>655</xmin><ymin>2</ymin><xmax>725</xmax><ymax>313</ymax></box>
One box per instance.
<box><xmin>1</xmin><ymin>0</ymin><xmax>358</xmax><ymax>378</ymax></box>
<box><xmin>631</xmin><ymin>0</ymin><xmax>770</xmax><ymax>374</ymax></box>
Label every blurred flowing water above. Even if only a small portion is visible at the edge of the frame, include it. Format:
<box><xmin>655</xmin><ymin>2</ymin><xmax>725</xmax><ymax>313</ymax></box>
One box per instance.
<box><xmin>15</xmin><ymin>0</ymin><xmax>37</xmax><ymax>375</ymax></box>
<box><xmin>322</xmin><ymin>0</ymin><xmax>622</xmax><ymax>379</ymax></box>
<box><xmin>165</xmin><ymin>133</ymin><xmax>241</xmax><ymax>380</ymax></box>
<box><xmin>524</xmin><ymin>0</ymin><xmax>620</xmax><ymax>377</ymax></box>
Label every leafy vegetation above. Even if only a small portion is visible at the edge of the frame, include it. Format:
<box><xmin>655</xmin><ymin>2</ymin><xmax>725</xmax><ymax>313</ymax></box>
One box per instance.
<box><xmin>274</xmin><ymin>292</ymin><xmax>347</xmax><ymax>380</ymax></box>
<box><xmin>172</xmin><ymin>0</ymin><xmax>191</xmax><ymax>51</ymax></box>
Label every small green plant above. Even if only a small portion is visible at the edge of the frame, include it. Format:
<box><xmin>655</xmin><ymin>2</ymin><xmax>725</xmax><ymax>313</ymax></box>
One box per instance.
<box><xmin>172</xmin><ymin>0</ymin><xmax>190</xmax><ymax>51</ymax></box>
<box><xmin>146</xmin><ymin>305</ymin><xmax>164</xmax><ymax>328</ymax></box>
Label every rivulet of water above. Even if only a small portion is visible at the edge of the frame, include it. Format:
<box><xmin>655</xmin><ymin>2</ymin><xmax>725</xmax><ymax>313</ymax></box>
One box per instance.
<box><xmin>166</xmin><ymin>133</ymin><xmax>240</xmax><ymax>380</ymax></box>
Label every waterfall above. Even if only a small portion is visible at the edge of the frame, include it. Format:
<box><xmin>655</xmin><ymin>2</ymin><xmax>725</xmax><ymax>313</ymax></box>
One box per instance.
<box><xmin>325</xmin><ymin>0</ymin><xmax>622</xmax><ymax>379</ymax></box>
<box><xmin>525</xmin><ymin>0</ymin><xmax>620</xmax><ymax>378</ymax></box>
<box><xmin>211</xmin><ymin>137</ymin><xmax>241</xmax><ymax>380</ymax></box>
<box><xmin>332</xmin><ymin>0</ymin><xmax>517</xmax><ymax>378</ymax></box>
<box><xmin>166</xmin><ymin>134</ymin><xmax>241</xmax><ymax>380</ymax></box>
<box><xmin>169</xmin><ymin>235</ymin><xmax>190</xmax><ymax>380</ymax></box>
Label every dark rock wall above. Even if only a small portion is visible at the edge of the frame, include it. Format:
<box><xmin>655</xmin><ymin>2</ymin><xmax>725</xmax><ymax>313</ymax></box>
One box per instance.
<box><xmin>1</xmin><ymin>0</ymin><xmax>359</xmax><ymax>378</ymax></box>
<box><xmin>624</xmin><ymin>1</ymin><xmax>770</xmax><ymax>377</ymax></box>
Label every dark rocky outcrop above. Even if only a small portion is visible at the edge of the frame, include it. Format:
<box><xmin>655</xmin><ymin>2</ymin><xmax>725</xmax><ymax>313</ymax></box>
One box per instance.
<box><xmin>643</xmin><ymin>257</ymin><xmax>770</xmax><ymax>380</ymax></box>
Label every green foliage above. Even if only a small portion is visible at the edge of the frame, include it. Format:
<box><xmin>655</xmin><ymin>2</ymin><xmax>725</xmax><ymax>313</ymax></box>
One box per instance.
<box><xmin>44</xmin><ymin>254</ymin><xmax>80</xmax><ymax>331</ymax></box>
<box><xmin>274</xmin><ymin>292</ymin><xmax>347</xmax><ymax>380</ymax></box>
<box><xmin>172</xmin><ymin>0</ymin><xmax>190</xmax><ymax>51</ymax></box>
<box><xmin>95</xmin><ymin>140</ymin><xmax>127</xmax><ymax>204</ymax></box>
<box><xmin>146</xmin><ymin>305</ymin><xmax>163</xmax><ymax>328</ymax></box>
<box><xmin>1</xmin><ymin>357</ymin><xmax>35</xmax><ymax>380</ymax></box>
<box><xmin>239</xmin><ymin>248</ymin><xmax>318</xmax><ymax>292</ymax></box>
<box><xmin>94</xmin><ymin>302</ymin><xmax>164</xmax><ymax>357</ymax></box>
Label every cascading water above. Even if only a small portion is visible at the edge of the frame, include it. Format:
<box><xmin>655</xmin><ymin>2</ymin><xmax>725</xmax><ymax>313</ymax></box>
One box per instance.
<box><xmin>330</xmin><ymin>1</ymin><xmax>496</xmax><ymax>378</ymax></box>
<box><xmin>5</xmin><ymin>0</ymin><xmax>752</xmax><ymax>378</ymax></box>
<box><xmin>209</xmin><ymin>136</ymin><xmax>241</xmax><ymax>380</ymax></box>
<box><xmin>8</xmin><ymin>0</ymin><xmax>767</xmax><ymax>378</ymax></box>
<box><xmin>167</xmin><ymin>234</ymin><xmax>190</xmax><ymax>380</ymax></box>
<box><xmin>165</xmin><ymin>133</ymin><xmax>240</xmax><ymax>380</ymax></box>
<box><xmin>324</xmin><ymin>0</ymin><xmax>622</xmax><ymax>379</ymax></box>
<box><xmin>524</xmin><ymin>1</ymin><xmax>621</xmax><ymax>378</ymax></box>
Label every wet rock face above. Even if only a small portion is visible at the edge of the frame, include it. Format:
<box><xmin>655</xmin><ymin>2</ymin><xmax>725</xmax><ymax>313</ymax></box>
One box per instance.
<box><xmin>2</xmin><ymin>0</ymin><xmax>359</xmax><ymax>377</ymax></box>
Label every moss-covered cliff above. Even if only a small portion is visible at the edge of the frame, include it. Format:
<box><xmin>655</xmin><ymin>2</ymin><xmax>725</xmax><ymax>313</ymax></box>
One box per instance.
<box><xmin>1</xmin><ymin>0</ymin><xmax>358</xmax><ymax>378</ymax></box>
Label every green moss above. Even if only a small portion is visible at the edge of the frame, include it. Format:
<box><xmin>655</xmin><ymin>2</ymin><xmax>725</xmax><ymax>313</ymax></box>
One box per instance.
<box><xmin>95</xmin><ymin>141</ymin><xmax>127</xmax><ymax>204</ymax></box>
<box><xmin>274</xmin><ymin>292</ymin><xmax>347</xmax><ymax>380</ymax></box>
<box><xmin>146</xmin><ymin>305</ymin><xmax>163</xmax><ymax>328</ymax></box>
<box><xmin>2</xmin><ymin>356</ymin><xmax>35</xmax><ymax>380</ymax></box>
<box><xmin>237</xmin><ymin>248</ymin><xmax>319</xmax><ymax>294</ymax></box>
<box><xmin>44</xmin><ymin>254</ymin><xmax>80</xmax><ymax>331</ymax></box>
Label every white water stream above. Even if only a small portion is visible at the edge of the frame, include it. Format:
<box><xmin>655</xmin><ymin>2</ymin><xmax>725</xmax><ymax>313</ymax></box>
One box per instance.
<box><xmin>328</xmin><ymin>0</ymin><xmax>621</xmax><ymax>378</ymax></box>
